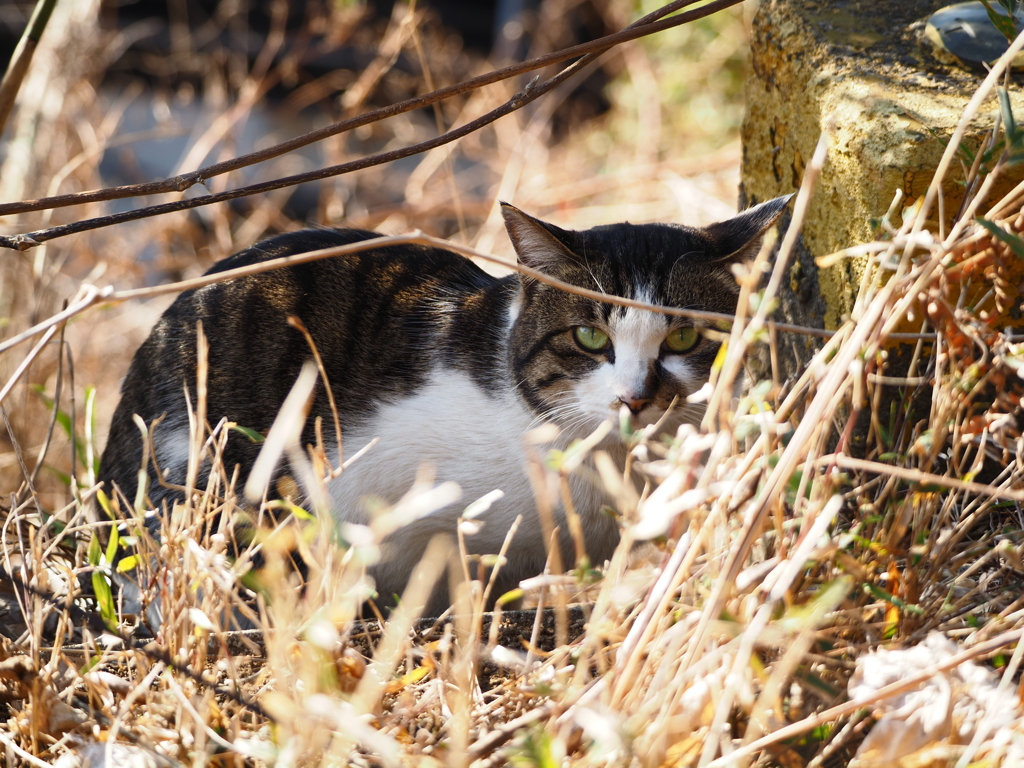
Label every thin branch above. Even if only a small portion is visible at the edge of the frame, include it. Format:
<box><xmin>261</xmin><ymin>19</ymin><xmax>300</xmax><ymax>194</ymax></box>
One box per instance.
<box><xmin>0</xmin><ymin>0</ymin><xmax>742</xmax><ymax>251</ymax></box>
<box><xmin>0</xmin><ymin>71</ymin><xmax>561</xmax><ymax>250</ymax></box>
<box><xmin>0</xmin><ymin>284</ymin><xmax>100</xmax><ymax>357</ymax></box>
<box><xmin>0</xmin><ymin>232</ymin><xmax>838</xmax><ymax>361</ymax></box>
<box><xmin>29</xmin><ymin>305</ymin><xmax>67</xmax><ymax>485</ymax></box>
<box><xmin>0</xmin><ymin>0</ymin><xmax>706</xmax><ymax>216</ymax></box>
<box><xmin>0</xmin><ymin>323</ymin><xmax>58</xmax><ymax>407</ymax></box>
<box><xmin>817</xmin><ymin>454</ymin><xmax>1024</xmax><ymax>502</ymax></box>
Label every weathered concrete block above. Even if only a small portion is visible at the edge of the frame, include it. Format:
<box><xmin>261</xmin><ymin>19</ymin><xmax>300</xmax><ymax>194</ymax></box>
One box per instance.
<box><xmin>741</xmin><ymin>0</ymin><xmax>1024</xmax><ymax>376</ymax></box>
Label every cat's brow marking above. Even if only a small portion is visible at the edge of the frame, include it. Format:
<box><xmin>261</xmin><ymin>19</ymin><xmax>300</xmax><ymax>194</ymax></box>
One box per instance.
<box><xmin>512</xmin><ymin>327</ymin><xmax>574</xmax><ymax>370</ymax></box>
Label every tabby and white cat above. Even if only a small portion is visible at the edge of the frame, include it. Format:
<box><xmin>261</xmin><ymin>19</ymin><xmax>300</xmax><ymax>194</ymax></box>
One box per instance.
<box><xmin>99</xmin><ymin>197</ymin><xmax>789</xmax><ymax>613</ymax></box>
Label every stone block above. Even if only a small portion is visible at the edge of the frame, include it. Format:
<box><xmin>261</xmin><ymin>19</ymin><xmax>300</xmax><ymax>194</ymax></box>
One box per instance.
<box><xmin>741</xmin><ymin>0</ymin><xmax>1024</xmax><ymax>376</ymax></box>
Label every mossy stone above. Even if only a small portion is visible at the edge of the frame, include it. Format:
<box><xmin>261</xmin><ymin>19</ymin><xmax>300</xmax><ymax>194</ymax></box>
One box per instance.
<box><xmin>742</xmin><ymin>0</ymin><xmax>1024</xmax><ymax>379</ymax></box>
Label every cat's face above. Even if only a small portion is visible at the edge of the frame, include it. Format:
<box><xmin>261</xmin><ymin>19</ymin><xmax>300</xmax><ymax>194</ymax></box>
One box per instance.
<box><xmin>502</xmin><ymin>198</ymin><xmax>790</xmax><ymax>435</ymax></box>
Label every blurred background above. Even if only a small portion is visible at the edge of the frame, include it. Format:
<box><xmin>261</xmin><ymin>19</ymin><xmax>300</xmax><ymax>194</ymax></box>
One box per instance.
<box><xmin>0</xmin><ymin>0</ymin><xmax>753</xmax><ymax>510</ymax></box>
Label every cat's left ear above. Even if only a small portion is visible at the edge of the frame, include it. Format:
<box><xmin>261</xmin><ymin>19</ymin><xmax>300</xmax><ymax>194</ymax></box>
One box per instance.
<box><xmin>501</xmin><ymin>202</ymin><xmax>579</xmax><ymax>273</ymax></box>
<box><xmin>704</xmin><ymin>194</ymin><xmax>793</xmax><ymax>262</ymax></box>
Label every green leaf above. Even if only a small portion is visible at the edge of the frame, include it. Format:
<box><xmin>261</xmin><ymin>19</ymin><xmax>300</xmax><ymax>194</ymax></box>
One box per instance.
<box><xmin>999</xmin><ymin>87</ymin><xmax>1018</xmax><ymax>142</ymax></box>
<box><xmin>497</xmin><ymin>588</ymin><xmax>524</xmax><ymax>606</ymax></box>
<box><xmin>39</xmin><ymin>512</ymin><xmax>66</xmax><ymax>537</ymax></box>
<box><xmin>231</xmin><ymin>425</ymin><xmax>265</xmax><ymax>443</ymax></box>
<box><xmin>958</xmin><ymin>140</ymin><xmax>977</xmax><ymax>166</ymax></box>
<box><xmin>88</xmin><ymin>534</ymin><xmax>102</xmax><ymax>567</ymax></box>
<box><xmin>619</xmin><ymin>407</ymin><xmax>633</xmax><ymax>440</ymax></box>
<box><xmin>544</xmin><ymin>448</ymin><xmax>565</xmax><ymax>471</ymax></box>
<box><xmin>977</xmin><ymin>217</ymin><xmax>1024</xmax><ymax>258</ymax></box>
<box><xmin>95</xmin><ymin>489</ymin><xmax>115</xmax><ymax>521</ymax></box>
<box><xmin>45</xmin><ymin>466</ymin><xmax>72</xmax><ymax>488</ymax></box>
<box><xmin>778</xmin><ymin>578</ymin><xmax>853</xmax><ymax>632</ymax></box>
<box><xmin>30</xmin><ymin>385</ymin><xmax>89</xmax><ymax>470</ymax></box>
<box><xmin>981</xmin><ymin>0</ymin><xmax>1018</xmax><ymax>43</ymax></box>
<box><xmin>105</xmin><ymin>524</ymin><xmax>120</xmax><ymax>565</ymax></box>
<box><xmin>981</xmin><ymin>145</ymin><xmax>1006</xmax><ymax>167</ymax></box>
<box><xmin>863</xmin><ymin>583</ymin><xmax>925</xmax><ymax>614</ymax></box>
<box><xmin>91</xmin><ymin>568</ymin><xmax>117</xmax><ymax>630</ymax></box>
<box><xmin>998</xmin><ymin>0</ymin><xmax>1021</xmax><ymax>20</ymax></box>
<box><xmin>508</xmin><ymin>726</ymin><xmax>564</xmax><ymax>768</ymax></box>
<box><xmin>88</xmin><ymin>533</ymin><xmax>117</xmax><ymax>629</ymax></box>
<box><xmin>286</xmin><ymin>502</ymin><xmax>313</xmax><ymax>521</ymax></box>
<box><xmin>239</xmin><ymin>568</ymin><xmax>266</xmax><ymax>595</ymax></box>
<box><xmin>85</xmin><ymin>386</ymin><xmax>99</xmax><ymax>478</ymax></box>
<box><xmin>265</xmin><ymin>498</ymin><xmax>314</xmax><ymax>521</ymax></box>
<box><xmin>797</xmin><ymin>669</ymin><xmax>841</xmax><ymax>698</ymax></box>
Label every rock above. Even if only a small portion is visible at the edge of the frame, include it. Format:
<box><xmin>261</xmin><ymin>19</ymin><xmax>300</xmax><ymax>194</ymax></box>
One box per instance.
<box><xmin>926</xmin><ymin>3</ymin><xmax>1024</xmax><ymax>70</ymax></box>
<box><xmin>741</xmin><ymin>0</ymin><xmax>1024</xmax><ymax>378</ymax></box>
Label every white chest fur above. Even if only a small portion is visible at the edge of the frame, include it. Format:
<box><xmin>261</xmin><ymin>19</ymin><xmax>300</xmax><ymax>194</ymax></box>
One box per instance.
<box><xmin>326</xmin><ymin>370</ymin><xmax>620</xmax><ymax>603</ymax></box>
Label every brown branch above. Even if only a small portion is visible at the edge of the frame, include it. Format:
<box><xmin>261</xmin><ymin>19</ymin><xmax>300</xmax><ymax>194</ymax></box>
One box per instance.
<box><xmin>0</xmin><ymin>0</ymin><xmax>742</xmax><ymax>250</ymax></box>
<box><xmin>0</xmin><ymin>0</ymin><xmax>703</xmax><ymax>216</ymax></box>
<box><xmin>0</xmin><ymin>70</ymin><xmax>566</xmax><ymax>250</ymax></box>
<box><xmin>0</xmin><ymin>232</ymin><xmax>836</xmax><ymax>360</ymax></box>
<box><xmin>817</xmin><ymin>454</ymin><xmax>1024</xmax><ymax>502</ymax></box>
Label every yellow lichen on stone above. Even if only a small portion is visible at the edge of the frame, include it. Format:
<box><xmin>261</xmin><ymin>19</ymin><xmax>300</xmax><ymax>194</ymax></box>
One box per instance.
<box><xmin>742</xmin><ymin>0</ymin><xmax>1024</xmax><ymax>348</ymax></box>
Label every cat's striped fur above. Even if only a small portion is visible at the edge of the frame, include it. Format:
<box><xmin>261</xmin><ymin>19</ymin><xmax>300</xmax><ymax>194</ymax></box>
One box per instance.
<box><xmin>99</xmin><ymin>198</ymin><xmax>790</xmax><ymax>614</ymax></box>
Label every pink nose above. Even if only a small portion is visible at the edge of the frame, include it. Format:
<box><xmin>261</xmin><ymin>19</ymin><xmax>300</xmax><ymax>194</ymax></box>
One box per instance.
<box><xmin>619</xmin><ymin>397</ymin><xmax>651</xmax><ymax>415</ymax></box>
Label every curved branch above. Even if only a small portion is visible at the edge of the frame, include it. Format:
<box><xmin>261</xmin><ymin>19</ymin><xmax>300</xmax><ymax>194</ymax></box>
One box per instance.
<box><xmin>0</xmin><ymin>0</ymin><xmax>739</xmax><ymax>235</ymax></box>
<box><xmin>0</xmin><ymin>231</ymin><xmax>837</xmax><ymax>361</ymax></box>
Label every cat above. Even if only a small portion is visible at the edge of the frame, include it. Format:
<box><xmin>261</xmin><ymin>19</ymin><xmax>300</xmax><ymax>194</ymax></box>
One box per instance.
<box><xmin>99</xmin><ymin>197</ymin><xmax>790</xmax><ymax>615</ymax></box>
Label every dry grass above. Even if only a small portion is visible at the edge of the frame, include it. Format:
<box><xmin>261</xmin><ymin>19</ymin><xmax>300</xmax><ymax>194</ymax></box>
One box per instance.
<box><xmin>3</xmin><ymin>1</ymin><xmax>1024</xmax><ymax>766</ymax></box>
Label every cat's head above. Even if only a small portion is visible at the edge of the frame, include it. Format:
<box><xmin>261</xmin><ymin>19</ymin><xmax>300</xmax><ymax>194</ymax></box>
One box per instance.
<box><xmin>501</xmin><ymin>196</ymin><xmax>791</xmax><ymax>435</ymax></box>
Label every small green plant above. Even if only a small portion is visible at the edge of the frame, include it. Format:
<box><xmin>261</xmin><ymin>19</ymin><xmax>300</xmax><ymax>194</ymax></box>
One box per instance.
<box><xmin>980</xmin><ymin>0</ymin><xmax>1022</xmax><ymax>43</ymax></box>
<box><xmin>87</xmin><ymin>521</ymin><xmax>119</xmax><ymax>630</ymax></box>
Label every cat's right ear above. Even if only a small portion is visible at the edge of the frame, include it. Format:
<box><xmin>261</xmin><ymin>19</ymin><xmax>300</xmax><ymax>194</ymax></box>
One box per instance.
<box><xmin>704</xmin><ymin>194</ymin><xmax>793</xmax><ymax>262</ymax></box>
<box><xmin>501</xmin><ymin>203</ymin><xmax>579</xmax><ymax>273</ymax></box>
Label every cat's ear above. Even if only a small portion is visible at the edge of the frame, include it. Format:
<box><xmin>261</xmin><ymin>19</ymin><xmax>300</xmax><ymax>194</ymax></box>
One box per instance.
<box><xmin>704</xmin><ymin>194</ymin><xmax>793</xmax><ymax>262</ymax></box>
<box><xmin>501</xmin><ymin>203</ymin><xmax>579</xmax><ymax>272</ymax></box>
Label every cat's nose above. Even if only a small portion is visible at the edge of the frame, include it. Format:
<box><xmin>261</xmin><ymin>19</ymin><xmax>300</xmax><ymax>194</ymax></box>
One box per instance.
<box><xmin>619</xmin><ymin>397</ymin><xmax>651</xmax><ymax>415</ymax></box>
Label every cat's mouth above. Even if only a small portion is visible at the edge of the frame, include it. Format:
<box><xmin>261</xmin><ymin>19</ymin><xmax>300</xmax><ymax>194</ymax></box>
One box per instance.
<box><xmin>614</xmin><ymin>398</ymin><xmax>702</xmax><ymax>434</ymax></box>
<box><xmin>618</xmin><ymin>404</ymin><xmax>667</xmax><ymax>431</ymax></box>
<box><xmin>546</xmin><ymin>396</ymin><xmax>689</xmax><ymax>439</ymax></box>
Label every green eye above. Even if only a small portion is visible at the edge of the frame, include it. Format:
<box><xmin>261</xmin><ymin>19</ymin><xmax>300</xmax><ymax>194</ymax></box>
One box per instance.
<box><xmin>573</xmin><ymin>326</ymin><xmax>610</xmax><ymax>352</ymax></box>
<box><xmin>664</xmin><ymin>326</ymin><xmax>700</xmax><ymax>353</ymax></box>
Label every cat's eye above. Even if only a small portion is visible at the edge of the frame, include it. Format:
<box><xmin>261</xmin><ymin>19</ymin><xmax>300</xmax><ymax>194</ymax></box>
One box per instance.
<box><xmin>574</xmin><ymin>326</ymin><xmax>610</xmax><ymax>352</ymax></box>
<box><xmin>664</xmin><ymin>326</ymin><xmax>700</xmax><ymax>353</ymax></box>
